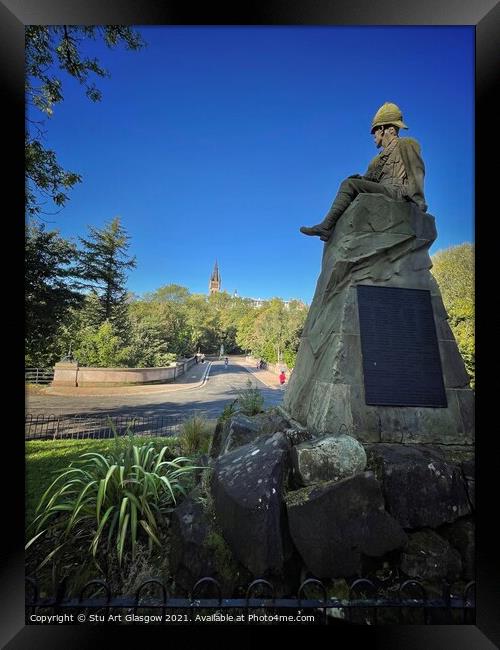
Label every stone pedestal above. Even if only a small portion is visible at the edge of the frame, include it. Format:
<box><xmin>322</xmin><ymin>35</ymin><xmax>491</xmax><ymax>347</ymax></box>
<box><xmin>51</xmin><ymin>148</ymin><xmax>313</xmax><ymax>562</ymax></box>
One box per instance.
<box><xmin>283</xmin><ymin>194</ymin><xmax>474</xmax><ymax>445</ymax></box>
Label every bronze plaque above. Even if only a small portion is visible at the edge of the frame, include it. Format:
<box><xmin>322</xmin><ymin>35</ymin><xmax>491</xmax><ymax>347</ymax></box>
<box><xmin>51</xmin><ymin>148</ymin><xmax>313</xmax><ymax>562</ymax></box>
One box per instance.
<box><xmin>357</xmin><ymin>285</ymin><xmax>447</xmax><ymax>407</ymax></box>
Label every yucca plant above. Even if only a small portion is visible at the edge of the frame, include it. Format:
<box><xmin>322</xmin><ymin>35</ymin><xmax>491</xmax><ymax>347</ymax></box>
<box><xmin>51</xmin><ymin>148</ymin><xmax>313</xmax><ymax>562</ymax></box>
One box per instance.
<box><xmin>26</xmin><ymin>433</ymin><xmax>200</xmax><ymax>568</ymax></box>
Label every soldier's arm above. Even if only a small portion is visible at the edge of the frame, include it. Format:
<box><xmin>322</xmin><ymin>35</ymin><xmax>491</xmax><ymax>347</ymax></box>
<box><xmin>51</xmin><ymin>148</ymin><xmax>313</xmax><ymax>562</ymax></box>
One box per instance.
<box><xmin>362</xmin><ymin>155</ymin><xmax>379</xmax><ymax>182</ymax></box>
<box><xmin>400</xmin><ymin>139</ymin><xmax>427</xmax><ymax>211</ymax></box>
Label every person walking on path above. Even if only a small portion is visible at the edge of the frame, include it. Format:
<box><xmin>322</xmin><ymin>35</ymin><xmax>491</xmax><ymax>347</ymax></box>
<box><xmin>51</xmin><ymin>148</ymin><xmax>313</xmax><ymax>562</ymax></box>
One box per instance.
<box><xmin>279</xmin><ymin>370</ymin><xmax>286</xmax><ymax>387</ymax></box>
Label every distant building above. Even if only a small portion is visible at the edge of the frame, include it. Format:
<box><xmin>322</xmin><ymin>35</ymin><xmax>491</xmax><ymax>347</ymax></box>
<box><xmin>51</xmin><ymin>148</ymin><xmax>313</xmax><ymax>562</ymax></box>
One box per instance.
<box><xmin>209</xmin><ymin>260</ymin><xmax>221</xmax><ymax>294</ymax></box>
<box><xmin>247</xmin><ymin>298</ymin><xmax>299</xmax><ymax>310</ymax></box>
<box><xmin>208</xmin><ymin>262</ymin><xmax>306</xmax><ymax>308</ymax></box>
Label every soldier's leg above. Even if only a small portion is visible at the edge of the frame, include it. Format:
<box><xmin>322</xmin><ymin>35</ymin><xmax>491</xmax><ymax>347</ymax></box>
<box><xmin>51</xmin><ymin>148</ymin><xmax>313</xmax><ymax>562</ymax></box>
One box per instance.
<box><xmin>300</xmin><ymin>178</ymin><xmax>396</xmax><ymax>240</ymax></box>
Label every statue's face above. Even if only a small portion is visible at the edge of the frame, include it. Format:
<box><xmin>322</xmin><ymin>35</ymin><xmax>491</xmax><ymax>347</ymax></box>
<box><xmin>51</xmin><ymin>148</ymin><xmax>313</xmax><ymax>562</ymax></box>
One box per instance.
<box><xmin>372</xmin><ymin>126</ymin><xmax>384</xmax><ymax>148</ymax></box>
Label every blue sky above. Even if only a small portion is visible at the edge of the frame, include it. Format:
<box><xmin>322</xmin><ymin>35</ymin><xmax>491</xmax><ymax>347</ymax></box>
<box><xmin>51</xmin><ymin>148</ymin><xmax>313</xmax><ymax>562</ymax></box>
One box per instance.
<box><xmin>27</xmin><ymin>26</ymin><xmax>474</xmax><ymax>304</ymax></box>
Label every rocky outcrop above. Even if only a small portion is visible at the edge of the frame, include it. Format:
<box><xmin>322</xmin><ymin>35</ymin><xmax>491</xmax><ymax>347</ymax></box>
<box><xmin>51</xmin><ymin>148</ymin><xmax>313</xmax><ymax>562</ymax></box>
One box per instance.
<box><xmin>400</xmin><ymin>529</ymin><xmax>462</xmax><ymax>581</ymax></box>
<box><xmin>438</xmin><ymin>517</ymin><xmax>475</xmax><ymax>581</ymax></box>
<box><xmin>461</xmin><ymin>458</ymin><xmax>475</xmax><ymax>510</ymax></box>
<box><xmin>283</xmin><ymin>194</ymin><xmax>474</xmax><ymax>446</ymax></box>
<box><xmin>291</xmin><ymin>433</ymin><xmax>367</xmax><ymax>486</ymax></box>
<box><xmin>210</xmin><ymin>432</ymin><xmax>292</xmax><ymax>576</ymax></box>
<box><xmin>365</xmin><ymin>444</ymin><xmax>471</xmax><ymax>529</ymax></box>
<box><xmin>209</xmin><ymin>410</ymin><xmax>290</xmax><ymax>458</ymax></box>
<box><xmin>169</xmin><ymin>493</ymin><xmax>252</xmax><ymax>595</ymax></box>
<box><xmin>285</xmin><ymin>472</ymin><xmax>407</xmax><ymax>578</ymax></box>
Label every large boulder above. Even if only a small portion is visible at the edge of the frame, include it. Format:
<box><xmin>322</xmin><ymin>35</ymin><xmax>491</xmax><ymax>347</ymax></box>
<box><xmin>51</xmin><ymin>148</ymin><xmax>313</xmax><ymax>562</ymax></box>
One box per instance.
<box><xmin>169</xmin><ymin>493</ymin><xmax>252</xmax><ymax>596</ymax></box>
<box><xmin>461</xmin><ymin>458</ymin><xmax>475</xmax><ymax>510</ymax></box>
<box><xmin>291</xmin><ymin>433</ymin><xmax>367</xmax><ymax>486</ymax></box>
<box><xmin>438</xmin><ymin>517</ymin><xmax>475</xmax><ymax>581</ymax></box>
<box><xmin>366</xmin><ymin>444</ymin><xmax>471</xmax><ymax>529</ymax></box>
<box><xmin>285</xmin><ymin>471</ymin><xmax>407</xmax><ymax>578</ymax></box>
<box><xmin>210</xmin><ymin>432</ymin><xmax>292</xmax><ymax>577</ymax></box>
<box><xmin>209</xmin><ymin>419</ymin><xmax>231</xmax><ymax>459</ymax></box>
<box><xmin>400</xmin><ymin>529</ymin><xmax>462</xmax><ymax>582</ymax></box>
<box><xmin>210</xmin><ymin>410</ymin><xmax>290</xmax><ymax>459</ymax></box>
<box><xmin>220</xmin><ymin>414</ymin><xmax>263</xmax><ymax>455</ymax></box>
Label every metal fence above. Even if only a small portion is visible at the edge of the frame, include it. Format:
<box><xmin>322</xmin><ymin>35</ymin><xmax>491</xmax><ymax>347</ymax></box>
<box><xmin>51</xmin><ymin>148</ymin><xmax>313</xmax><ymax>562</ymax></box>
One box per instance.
<box><xmin>25</xmin><ymin>368</ymin><xmax>55</xmax><ymax>385</ymax></box>
<box><xmin>25</xmin><ymin>576</ymin><xmax>475</xmax><ymax>625</ymax></box>
<box><xmin>25</xmin><ymin>412</ymin><xmax>209</xmax><ymax>441</ymax></box>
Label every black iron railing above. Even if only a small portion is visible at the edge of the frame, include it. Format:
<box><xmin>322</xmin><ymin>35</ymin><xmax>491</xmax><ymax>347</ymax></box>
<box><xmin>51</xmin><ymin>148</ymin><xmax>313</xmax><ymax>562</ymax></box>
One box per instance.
<box><xmin>25</xmin><ymin>412</ymin><xmax>210</xmax><ymax>441</ymax></box>
<box><xmin>25</xmin><ymin>576</ymin><xmax>475</xmax><ymax>625</ymax></box>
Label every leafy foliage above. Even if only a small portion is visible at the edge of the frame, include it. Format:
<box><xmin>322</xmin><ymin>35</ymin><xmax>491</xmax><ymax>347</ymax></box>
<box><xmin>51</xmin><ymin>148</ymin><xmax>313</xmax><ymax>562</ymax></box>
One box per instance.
<box><xmin>431</xmin><ymin>243</ymin><xmax>474</xmax><ymax>386</ymax></box>
<box><xmin>235</xmin><ymin>378</ymin><xmax>264</xmax><ymax>416</ymax></box>
<box><xmin>76</xmin><ymin>217</ymin><xmax>136</xmax><ymax>325</ymax></box>
<box><xmin>72</xmin><ymin>321</ymin><xmax>132</xmax><ymax>368</ymax></box>
<box><xmin>25</xmin><ymin>223</ymin><xmax>83</xmax><ymax>365</ymax></box>
<box><xmin>26</xmin><ymin>26</ymin><xmax>145</xmax><ymax>216</ymax></box>
<box><xmin>26</xmin><ymin>431</ymin><xmax>199</xmax><ymax>568</ymax></box>
<box><xmin>237</xmin><ymin>298</ymin><xmax>307</xmax><ymax>366</ymax></box>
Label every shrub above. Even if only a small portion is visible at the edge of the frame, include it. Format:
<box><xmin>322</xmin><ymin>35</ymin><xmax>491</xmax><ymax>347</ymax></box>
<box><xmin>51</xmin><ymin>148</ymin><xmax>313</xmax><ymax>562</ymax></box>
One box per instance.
<box><xmin>235</xmin><ymin>378</ymin><xmax>264</xmax><ymax>416</ymax></box>
<box><xmin>179</xmin><ymin>414</ymin><xmax>213</xmax><ymax>455</ymax></box>
<box><xmin>218</xmin><ymin>399</ymin><xmax>238</xmax><ymax>423</ymax></box>
<box><xmin>26</xmin><ymin>432</ymin><xmax>200</xmax><ymax>568</ymax></box>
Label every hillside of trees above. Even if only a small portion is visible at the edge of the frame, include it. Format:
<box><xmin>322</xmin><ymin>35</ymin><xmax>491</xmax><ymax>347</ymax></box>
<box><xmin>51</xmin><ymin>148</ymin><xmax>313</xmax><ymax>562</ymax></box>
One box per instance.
<box><xmin>25</xmin><ymin>220</ymin><xmax>308</xmax><ymax>369</ymax></box>
<box><xmin>26</xmin><ymin>219</ymin><xmax>474</xmax><ymax>382</ymax></box>
<box><xmin>431</xmin><ymin>242</ymin><xmax>474</xmax><ymax>387</ymax></box>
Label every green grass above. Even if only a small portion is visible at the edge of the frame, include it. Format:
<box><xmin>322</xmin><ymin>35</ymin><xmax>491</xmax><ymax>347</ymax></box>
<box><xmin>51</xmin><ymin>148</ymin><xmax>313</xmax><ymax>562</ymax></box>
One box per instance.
<box><xmin>179</xmin><ymin>415</ymin><xmax>215</xmax><ymax>455</ymax></box>
<box><xmin>25</xmin><ymin>436</ymin><xmax>180</xmax><ymax>533</ymax></box>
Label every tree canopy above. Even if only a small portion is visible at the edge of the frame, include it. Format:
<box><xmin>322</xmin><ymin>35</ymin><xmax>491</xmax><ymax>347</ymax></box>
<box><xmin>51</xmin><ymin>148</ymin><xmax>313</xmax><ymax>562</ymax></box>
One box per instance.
<box><xmin>25</xmin><ymin>26</ymin><xmax>145</xmax><ymax>216</ymax></box>
<box><xmin>431</xmin><ymin>242</ymin><xmax>474</xmax><ymax>386</ymax></box>
<box><xmin>76</xmin><ymin>217</ymin><xmax>137</xmax><ymax>331</ymax></box>
<box><xmin>25</xmin><ymin>223</ymin><xmax>83</xmax><ymax>365</ymax></box>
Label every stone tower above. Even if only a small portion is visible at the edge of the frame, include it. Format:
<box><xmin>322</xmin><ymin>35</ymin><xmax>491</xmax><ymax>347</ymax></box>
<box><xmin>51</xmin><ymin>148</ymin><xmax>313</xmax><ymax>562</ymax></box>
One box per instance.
<box><xmin>209</xmin><ymin>260</ymin><xmax>221</xmax><ymax>294</ymax></box>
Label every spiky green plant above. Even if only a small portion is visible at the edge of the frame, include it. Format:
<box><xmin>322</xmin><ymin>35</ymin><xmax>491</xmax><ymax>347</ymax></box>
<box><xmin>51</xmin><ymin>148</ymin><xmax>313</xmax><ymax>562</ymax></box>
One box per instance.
<box><xmin>26</xmin><ymin>432</ymin><xmax>199</xmax><ymax>568</ymax></box>
<box><xmin>218</xmin><ymin>399</ymin><xmax>238</xmax><ymax>423</ymax></box>
<box><xmin>179</xmin><ymin>414</ymin><xmax>213</xmax><ymax>455</ymax></box>
<box><xmin>235</xmin><ymin>378</ymin><xmax>264</xmax><ymax>416</ymax></box>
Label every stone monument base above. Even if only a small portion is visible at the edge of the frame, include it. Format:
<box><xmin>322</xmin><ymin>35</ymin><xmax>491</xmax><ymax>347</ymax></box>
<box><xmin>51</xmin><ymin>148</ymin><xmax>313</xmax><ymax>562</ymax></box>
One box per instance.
<box><xmin>283</xmin><ymin>194</ymin><xmax>474</xmax><ymax>446</ymax></box>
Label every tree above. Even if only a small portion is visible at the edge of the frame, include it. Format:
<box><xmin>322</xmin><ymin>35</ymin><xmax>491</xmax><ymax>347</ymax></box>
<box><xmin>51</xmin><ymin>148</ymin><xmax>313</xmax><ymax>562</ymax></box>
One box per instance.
<box><xmin>431</xmin><ymin>243</ymin><xmax>474</xmax><ymax>386</ymax></box>
<box><xmin>73</xmin><ymin>321</ymin><xmax>132</xmax><ymax>368</ymax></box>
<box><xmin>240</xmin><ymin>298</ymin><xmax>308</xmax><ymax>366</ymax></box>
<box><xmin>25</xmin><ymin>26</ymin><xmax>145</xmax><ymax>216</ymax></box>
<box><xmin>25</xmin><ymin>223</ymin><xmax>83</xmax><ymax>365</ymax></box>
<box><xmin>144</xmin><ymin>284</ymin><xmax>191</xmax><ymax>304</ymax></box>
<box><xmin>127</xmin><ymin>299</ymin><xmax>189</xmax><ymax>366</ymax></box>
<box><xmin>236</xmin><ymin>309</ymin><xmax>260</xmax><ymax>354</ymax></box>
<box><xmin>76</xmin><ymin>217</ymin><xmax>136</xmax><ymax>337</ymax></box>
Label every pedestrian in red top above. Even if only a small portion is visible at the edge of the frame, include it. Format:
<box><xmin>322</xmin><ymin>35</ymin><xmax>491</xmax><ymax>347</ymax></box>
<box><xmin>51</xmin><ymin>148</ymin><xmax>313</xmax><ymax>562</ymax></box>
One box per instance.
<box><xmin>279</xmin><ymin>370</ymin><xmax>286</xmax><ymax>386</ymax></box>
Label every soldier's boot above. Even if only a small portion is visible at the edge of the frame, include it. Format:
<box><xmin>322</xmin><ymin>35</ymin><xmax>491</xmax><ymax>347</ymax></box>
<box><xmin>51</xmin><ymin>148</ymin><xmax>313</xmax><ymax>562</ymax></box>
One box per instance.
<box><xmin>300</xmin><ymin>190</ymin><xmax>352</xmax><ymax>241</ymax></box>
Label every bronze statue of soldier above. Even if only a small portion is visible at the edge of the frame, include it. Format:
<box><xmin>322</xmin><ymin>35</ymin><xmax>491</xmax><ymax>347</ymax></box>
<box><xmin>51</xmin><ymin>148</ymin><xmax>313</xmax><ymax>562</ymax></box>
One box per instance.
<box><xmin>300</xmin><ymin>102</ymin><xmax>428</xmax><ymax>242</ymax></box>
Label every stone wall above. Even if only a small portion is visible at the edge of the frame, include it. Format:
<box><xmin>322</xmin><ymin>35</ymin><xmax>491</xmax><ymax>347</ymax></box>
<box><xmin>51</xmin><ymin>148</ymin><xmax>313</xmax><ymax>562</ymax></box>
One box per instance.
<box><xmin>52</xmin><ymin>357</ymin><xmax>197</xmax><ymax>387</ymax></box>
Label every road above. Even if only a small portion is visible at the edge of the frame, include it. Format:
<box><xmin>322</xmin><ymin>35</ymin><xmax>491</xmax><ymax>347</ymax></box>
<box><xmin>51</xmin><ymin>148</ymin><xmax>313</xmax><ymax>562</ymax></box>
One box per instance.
<box><xmin>25</xmin><ymin>358</ymin><xmax>284</xmax><ymax>420</ymax></box>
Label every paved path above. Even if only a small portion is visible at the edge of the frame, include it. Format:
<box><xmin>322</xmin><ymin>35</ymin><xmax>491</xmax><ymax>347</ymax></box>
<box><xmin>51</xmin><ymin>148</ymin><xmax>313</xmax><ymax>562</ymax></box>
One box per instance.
<box><xmin>26</xmin><ymin>356</ymin><xmax>285</xmax><ymax>419</ymax></box>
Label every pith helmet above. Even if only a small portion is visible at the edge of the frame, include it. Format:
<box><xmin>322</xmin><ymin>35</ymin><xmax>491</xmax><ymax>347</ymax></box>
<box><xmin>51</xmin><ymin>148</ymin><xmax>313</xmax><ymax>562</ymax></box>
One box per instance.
<box><xmin>371</xmin><ymin>102</ymin><xmax>409</xmax><ymax>132</ymax></box>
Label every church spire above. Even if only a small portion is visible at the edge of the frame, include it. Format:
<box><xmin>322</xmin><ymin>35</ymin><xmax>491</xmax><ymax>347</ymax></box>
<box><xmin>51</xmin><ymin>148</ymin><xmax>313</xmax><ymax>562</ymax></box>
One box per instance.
<box><xmin>209</xmin><ymin>260</ymin><xmax>221</xmax><ymax>294</ymax></box>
